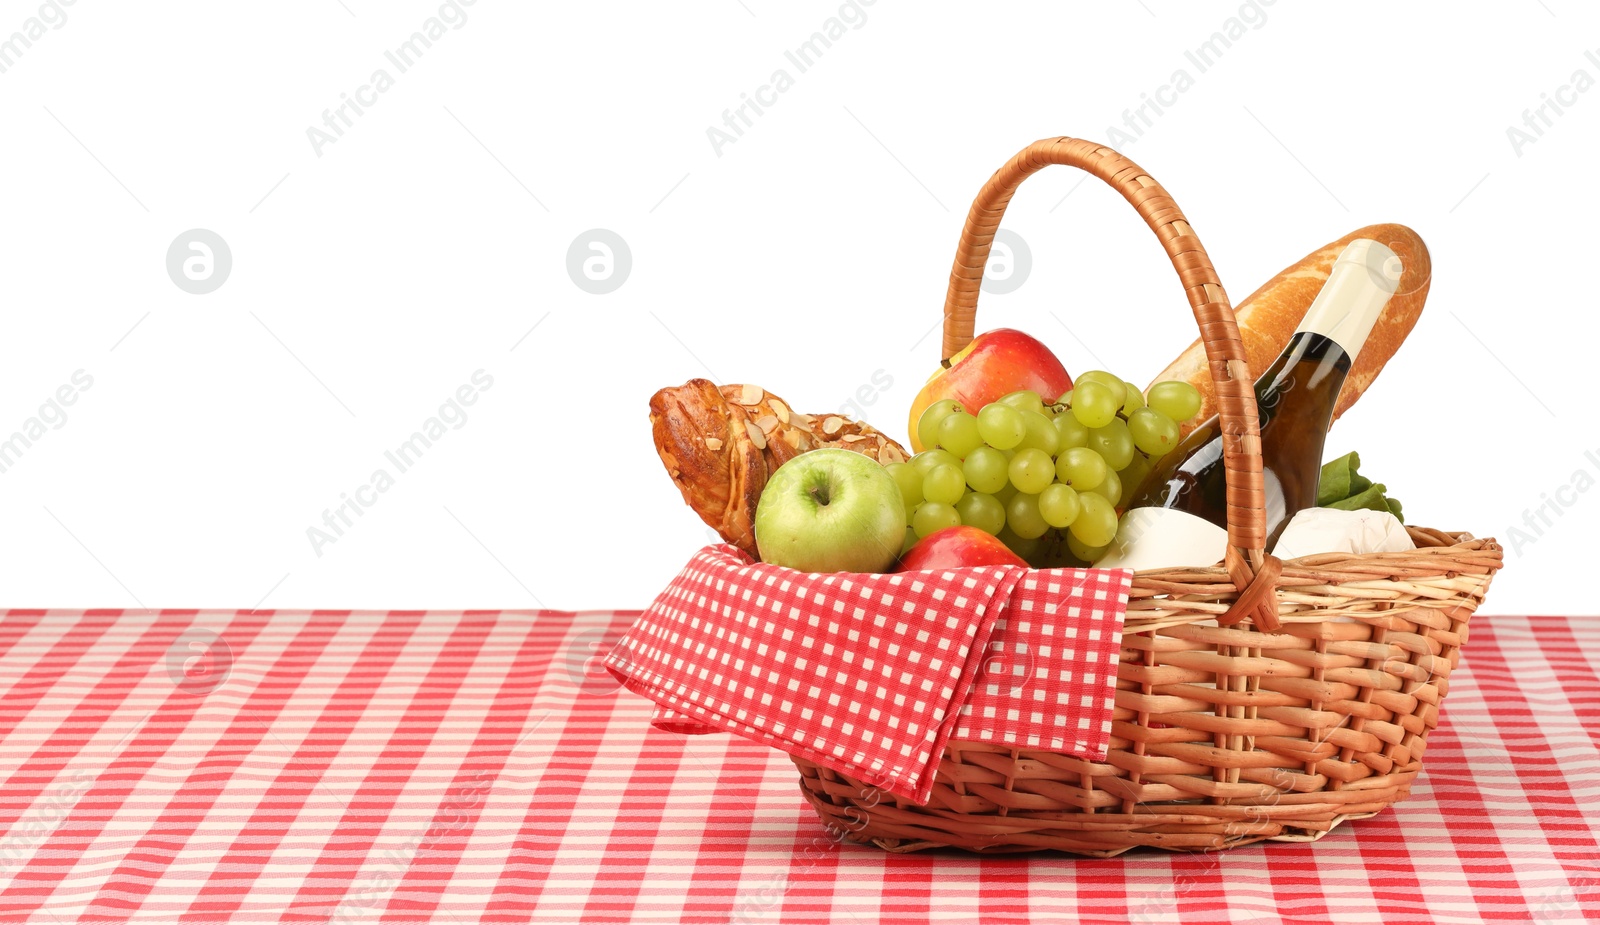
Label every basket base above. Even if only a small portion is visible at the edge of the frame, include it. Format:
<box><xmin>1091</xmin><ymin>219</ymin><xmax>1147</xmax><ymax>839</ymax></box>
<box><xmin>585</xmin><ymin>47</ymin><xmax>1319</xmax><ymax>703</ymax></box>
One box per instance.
<box><xmin>797</xmin><ymin>773</ymin><xmax>1392</xmax><ymax>857</ymax></box>
<box><xmin>861</xmin><ymin>811</ymin><xmax>1380</xmax><ymax>858</ymax></box>
<box><xmin>793</xmin><ymin>740</ymin><xmax>1420</xmax><ymax>858</ymax></box>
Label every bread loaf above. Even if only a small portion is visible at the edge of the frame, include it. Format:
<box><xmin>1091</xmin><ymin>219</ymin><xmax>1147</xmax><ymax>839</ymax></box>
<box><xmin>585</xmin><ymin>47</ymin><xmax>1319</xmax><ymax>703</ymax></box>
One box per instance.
<box><xmin>1148</xmin><ymin>224</ymin><xmax>1431</xmax><ymax>437</ymax></box>
<box><xmin>649</xmin><ymin>380</ymin><xmax>909</xmax><ymax>557</ymax></box>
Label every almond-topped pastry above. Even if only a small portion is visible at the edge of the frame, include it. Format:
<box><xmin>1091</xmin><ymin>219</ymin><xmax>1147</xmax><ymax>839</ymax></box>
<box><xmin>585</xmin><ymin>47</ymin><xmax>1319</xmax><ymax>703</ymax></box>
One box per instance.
<box><xmin>648</xmin><ymin>379</ymin><xmax>909</xmax><ymax>557</ymax></box>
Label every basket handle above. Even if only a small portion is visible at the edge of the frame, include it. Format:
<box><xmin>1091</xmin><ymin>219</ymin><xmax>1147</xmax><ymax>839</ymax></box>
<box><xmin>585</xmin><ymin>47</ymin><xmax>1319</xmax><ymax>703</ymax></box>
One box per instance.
<box><xmin>941</xmin><ymin>137</ymin><xmax>1276</xmax><ymax>610</ymax></box>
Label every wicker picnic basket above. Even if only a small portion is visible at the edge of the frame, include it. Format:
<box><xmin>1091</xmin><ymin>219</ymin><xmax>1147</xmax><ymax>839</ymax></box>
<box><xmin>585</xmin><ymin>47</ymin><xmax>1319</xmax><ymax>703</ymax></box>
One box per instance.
<box><xmin>791</xmin><ymin>137</ymin><xmax>1503</xmax><ymax>857</ymax></box>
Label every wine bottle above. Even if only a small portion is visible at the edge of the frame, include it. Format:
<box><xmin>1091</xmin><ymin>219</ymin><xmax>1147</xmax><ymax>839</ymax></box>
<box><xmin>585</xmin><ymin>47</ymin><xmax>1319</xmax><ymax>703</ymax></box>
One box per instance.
<box><xmin>1123</xmin><ymin>239</ymin><xmax>1403</xmax><ymax>549</ymax></box>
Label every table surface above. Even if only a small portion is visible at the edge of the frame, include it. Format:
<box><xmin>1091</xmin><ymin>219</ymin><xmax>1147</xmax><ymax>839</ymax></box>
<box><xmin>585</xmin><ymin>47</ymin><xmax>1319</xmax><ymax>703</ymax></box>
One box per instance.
<box><xmin>0</xmin><ymin>609</ymin><xmax>1594</xmax><ymax>925</ymax></box>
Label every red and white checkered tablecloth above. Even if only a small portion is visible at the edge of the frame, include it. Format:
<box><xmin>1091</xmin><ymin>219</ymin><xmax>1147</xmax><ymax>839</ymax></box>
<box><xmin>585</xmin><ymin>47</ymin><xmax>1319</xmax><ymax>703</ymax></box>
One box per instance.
<box><xmin>0</xmin><ymin>609</ymin><xmax>1596</xmax><ymax>924</ymax></box>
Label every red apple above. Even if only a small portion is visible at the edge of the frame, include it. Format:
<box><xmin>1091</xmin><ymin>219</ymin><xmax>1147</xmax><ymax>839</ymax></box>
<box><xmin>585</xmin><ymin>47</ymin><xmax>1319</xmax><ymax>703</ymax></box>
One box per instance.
<box><xmin>895</xmin><ymin>526</ymin><xmax>1029</xmax><ymax>572</ymax></box>
<box><xmin>907</xmin><ymin>328</ymin><xmax>1073</xmax><ymax>451</ymax></box>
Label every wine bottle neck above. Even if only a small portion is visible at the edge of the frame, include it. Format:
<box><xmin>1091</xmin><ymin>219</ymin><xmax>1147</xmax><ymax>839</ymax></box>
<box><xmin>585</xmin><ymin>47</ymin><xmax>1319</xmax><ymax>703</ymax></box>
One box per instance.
<box><xmin>1254</xmin><ymin>332</ymin><xmax>1351</xmax><ymax>427</ymax></box>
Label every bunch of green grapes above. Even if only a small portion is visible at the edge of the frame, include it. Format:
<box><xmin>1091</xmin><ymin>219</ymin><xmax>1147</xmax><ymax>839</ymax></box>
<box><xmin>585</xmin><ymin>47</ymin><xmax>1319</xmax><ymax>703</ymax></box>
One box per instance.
<box><xmin>889</xmin><ymin>373</ymin><xmax>1202</xmax><ymax>566</ymax></box>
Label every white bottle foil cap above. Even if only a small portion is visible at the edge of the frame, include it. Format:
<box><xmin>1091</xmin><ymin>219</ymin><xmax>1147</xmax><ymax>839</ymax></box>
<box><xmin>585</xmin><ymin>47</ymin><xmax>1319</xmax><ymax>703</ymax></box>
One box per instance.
<box><xmin>1293</xmin><ymin>239</ymin><xmax>1403</xmax><ymax>362</ymax></box>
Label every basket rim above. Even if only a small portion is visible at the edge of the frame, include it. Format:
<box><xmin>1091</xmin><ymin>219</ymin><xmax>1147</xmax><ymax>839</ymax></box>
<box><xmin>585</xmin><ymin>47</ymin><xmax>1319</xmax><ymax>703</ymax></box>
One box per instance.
<box><xmin>1120</xmin><ymin>527</ymin><xmax>1500</xmax><ymax>632</ymax></box>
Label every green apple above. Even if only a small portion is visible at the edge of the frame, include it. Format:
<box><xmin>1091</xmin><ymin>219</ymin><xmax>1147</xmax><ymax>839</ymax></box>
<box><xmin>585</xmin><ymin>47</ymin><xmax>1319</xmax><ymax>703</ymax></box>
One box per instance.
<box><xmin>754</xmin><ymin>448</ymin><xmax>907</xmax><ymax>573</ymax></box>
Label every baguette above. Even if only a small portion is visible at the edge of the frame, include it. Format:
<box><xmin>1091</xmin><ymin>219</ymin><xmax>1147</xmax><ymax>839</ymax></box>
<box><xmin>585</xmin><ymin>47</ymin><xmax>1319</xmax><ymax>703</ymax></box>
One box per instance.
<box><xmin>1149</xmin><ymin>224</ymin><xmax>1431</xmax><ymax>437</ymax></box>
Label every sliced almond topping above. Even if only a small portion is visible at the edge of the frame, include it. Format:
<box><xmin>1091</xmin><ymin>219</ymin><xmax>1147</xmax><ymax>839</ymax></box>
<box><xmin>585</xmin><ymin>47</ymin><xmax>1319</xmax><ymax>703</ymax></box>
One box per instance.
<box><xmin>840</xmin><ymin>434</ymin><xmax>868</xmax><ymax>443</ymax></box>
<box><xmin>755</xmin><ymin>414</ymin><xmax>779</xmax><ymax>434</ymax></box>
<box><xmin>783</xmin><ymin>430</ymin><xmax>802</xmax><ymax>450</ymax></box>
<box><xmin>822</xmin><ymin>415</ymin><xmax>845</xmax><ymax>435</ymax></box>
<box><xmin>704</xmin><ymin>436</ymin><xmax>723</xmax><ymax>451</ymax></box>
<box><xmin>769</xmin><ymin>398</ymin><xmax>790</xmax><ymax>424</ymax></box>
<box><xmin>744</xmin><ymin>419</ymin><xmax>767</xmax><ymax>449</ymax></box>
<box><xmin>877</xmin><ymin>445</ymin><xmax>894</xmax><ymax>464</ymax></box>
<box><xmin>738</xmin><ymin>383</ymin><xmax>764</xmax><ymax>406</ymax></box>
<box><xmin>792</xmin><ymin>413</ymin><xmax>814</xmax><ymax>432</ymax></box>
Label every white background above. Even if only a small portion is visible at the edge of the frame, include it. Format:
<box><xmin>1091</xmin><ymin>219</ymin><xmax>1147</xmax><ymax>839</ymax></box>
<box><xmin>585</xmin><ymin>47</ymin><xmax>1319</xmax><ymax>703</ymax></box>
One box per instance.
<box><xmin>0</xmin><ymin>0</ymin><xmax>1593</xmax><ymax>614</ymax></box>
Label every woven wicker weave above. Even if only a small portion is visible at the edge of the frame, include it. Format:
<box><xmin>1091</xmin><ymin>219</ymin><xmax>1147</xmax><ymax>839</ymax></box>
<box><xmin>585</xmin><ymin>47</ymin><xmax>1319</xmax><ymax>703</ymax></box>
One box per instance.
<box><xmin>792</xmin><ymin>137</ymin><xmax>1502</xmax><ymax>857</ymax></box>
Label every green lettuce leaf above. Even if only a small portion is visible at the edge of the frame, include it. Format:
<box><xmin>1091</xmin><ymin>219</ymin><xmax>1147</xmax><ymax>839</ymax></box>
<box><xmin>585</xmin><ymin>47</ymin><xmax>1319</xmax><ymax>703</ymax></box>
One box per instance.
<box><xmin>1318</xmin><ymin>451</ymin><xmax>1403</xmax><ymax>520</ymax></box>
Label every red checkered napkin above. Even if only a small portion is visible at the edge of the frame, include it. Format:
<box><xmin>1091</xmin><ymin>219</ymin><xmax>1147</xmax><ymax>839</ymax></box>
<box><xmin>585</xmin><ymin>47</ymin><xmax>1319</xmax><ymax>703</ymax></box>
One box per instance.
<box><xmin>647</xmin><ymin>568</ymin><xmax>1131</xmax><ymax>758</ymax></box>
<box><xmin>951</xmin><ymin>567</ymin><xmax>1131</xmax><ymax>756</ymax></box>
<box><xmin>606</xmin><ymin>545</ymin><xmax>1132</xmax><ymax>804</ymax></box>
<box><xmin>604</xmin><ymin>545</ymin><xmax>1025</xmax><ymax>802</ymax></box>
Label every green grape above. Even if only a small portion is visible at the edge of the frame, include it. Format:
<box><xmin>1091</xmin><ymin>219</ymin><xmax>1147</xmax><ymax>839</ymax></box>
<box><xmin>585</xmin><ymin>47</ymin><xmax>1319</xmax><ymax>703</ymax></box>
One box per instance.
<box><xmin>1069</xmin><ymin>381</ymin><xmax>1118</xmax><ymax>428</ymax></box>
<box><xmin>1017</xmin><ymin>411</ymin><xmax>1060</xmax><ymax>455</ymax></box>
<box><xmin>1119</xmin><ymin>453</ymin><xmax>1153</xmax><ymax>507</ymax></box>
<box><xmin>997</xmin><ymin>526</ymin><xmax>1044</xmax><ymax>562</ymax></box>
<box><xmin>1069</xmin><ymin>492</ymin><xmax>1118</xmax><ymax>547</ymax></box>
<box><xmin>1066</xmin><ymin>533</ymin><xmax>1109</xmax><ymax>564</ymax></box>
<box><xmin>1147</xmin><ymin>381</ymin><xmax>1202</xmax><ymax>421</ymax></box>
<box><xmin>1074</xmin><ymin>369</ymin><xmax>1121</xmax><ymax>387</ymax></box>
<box><xmin>1073</xmin><ymin>371</ymin><xmax>1126</xmax><ymax>409</ymax></box>
<box><xmin>1056</xmin><ymin>446</ymin><xmax>1107</xmax><ymax>490</ymax></box>
<box><xmin>1121</xmin><ymin>380</ymin><xmax>1146</xmax><ymax>414</ymax></box>
<box><xmin>885</xmin><ymin>462</ymin><xmax>924</xmax><ymax>510</ymax></box>
<box><xmin>997</xmin><ymin>389</ymin><xmax>1045</xmax><ymax>418</ymax></box>
<box><xmin>922</xmin><ymin>463</ymin><xmax>967</xmax><ymax>505</ymax></box>
<box><xmin>994</xmin><ymin>481</ymin><xmax>1019</xmax><ymax>505</ymax></box>
<box><xmin>916</xmin><ymin>399</ymin><xmax>963</xmax><ymax>451</ymax></box>
<box><xmin>1127</xmin><ymin>408</ymin><xmax>1180</xmax><ymax>457</ymax></box>
<box><xmin>1090</xmin><ymin>467</ymin><xmax>1121</xmax><ymax>504</ymax></box>
<box><xmin>1038</xmin><ymin>483</ymin><xmax>1082</xmax><ymax>528</ymax></box>
<box><xmin>899</xmin><ymin>526</ymin><xmax>919</xmax><ymax>556</ymax></box>
<box><xmin>962</xmin><ymin>446</ymin><xmax>1009</xmax><ymax>494</ymax></box>
<box><xmin>956</xmin><ymin>492</ymin><xmax>1007</xmax><ymax>535</ymax></box>
<box><xmin>912</xmin><ymin>501</ymin><xmax>961</xmax><ymax>538</ymax></box>
<box><xmin>975</xmin><ymin>403</ymin><xmax>1025</xmax><ymax>450</ymax></box>
<box><xmin>1008</xmin><ymin>448</ymin><xmax>1056</xmax><ymax>494</ymax></box>
<box><xmin>1053</xmin><ymin>412</ymin><xmax>1090</xmax><ymax>450</ymax></box>
<box><xmin>1005</xmin><ymin>492</ymin><xmax>1050</xmax><ymax>539</ymax></box>
<box><xmin>936</xmin><ymin>411</ymin><xmax>983</xmax><ymax>457</ymax></box>
<box><xmin>1088</xmin><ymin>419</ymin><xmax>1136</xmax><ymax>471</ymax></box>
<box><xmin>911</xmin><ymin>448</ymin><xmax>961</xmax><ymax>475</ymax></box>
